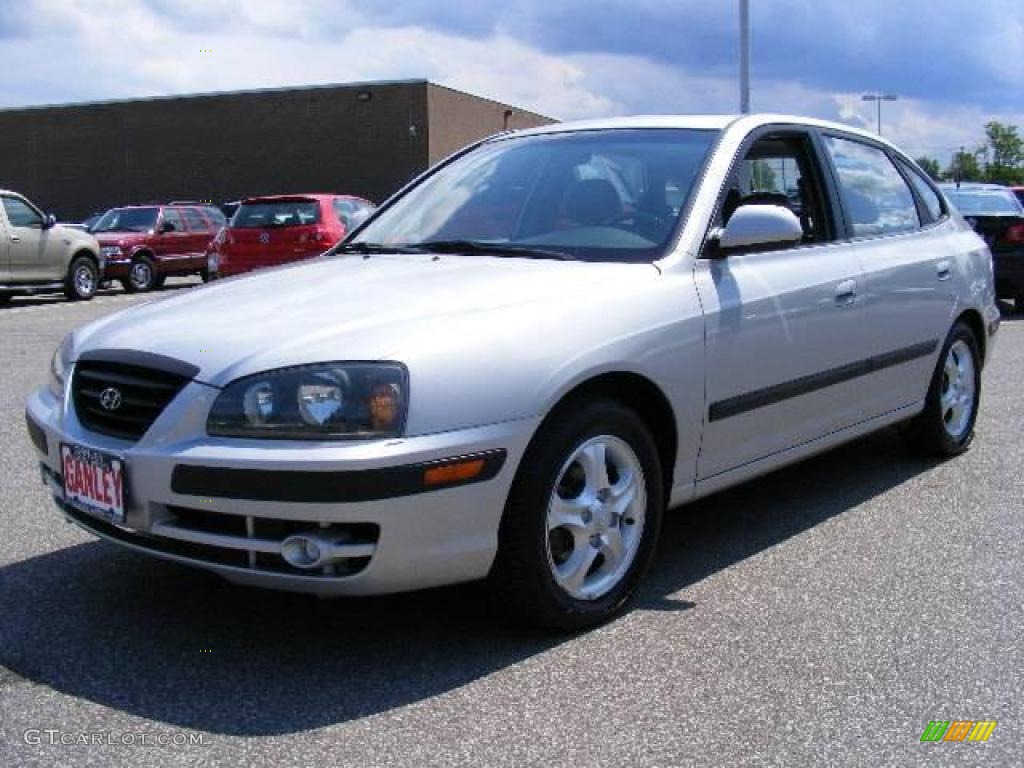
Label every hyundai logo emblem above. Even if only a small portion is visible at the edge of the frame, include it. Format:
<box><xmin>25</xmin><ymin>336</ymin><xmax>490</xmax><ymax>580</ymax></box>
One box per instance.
<box><xmin>99</xmin><ymin>387</ymin><xmax>123</xmax><ymax>411</ymax></box>
<box><xmin>259</xmin><ymin>231</ymin><xmax>270</xmax><ymax>244</ymax></box>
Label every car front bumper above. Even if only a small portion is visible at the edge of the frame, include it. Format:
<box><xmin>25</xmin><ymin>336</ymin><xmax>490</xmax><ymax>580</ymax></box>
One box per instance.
<box><xmin>26</xmin><ymin>383</ymin><xmax>537</xmax><ymax>595</ymax></box>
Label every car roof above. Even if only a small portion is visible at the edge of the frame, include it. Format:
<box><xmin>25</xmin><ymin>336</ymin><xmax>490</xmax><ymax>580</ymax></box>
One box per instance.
<box><xmin>238</xmin><ymin>194</ymin><xmax>371</xmax><ymax>205</ymax></box>
<box><xmin>503</xmin><ymin>113</ymin><xmax>902</xmax><ymax>148</ymax></box>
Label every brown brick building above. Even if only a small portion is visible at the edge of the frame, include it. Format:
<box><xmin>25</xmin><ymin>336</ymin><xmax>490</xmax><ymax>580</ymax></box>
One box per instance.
<box><xmin>0</xmin><ymin>80</ymin><xmax>555</xmax><ymax>220</ymax></box>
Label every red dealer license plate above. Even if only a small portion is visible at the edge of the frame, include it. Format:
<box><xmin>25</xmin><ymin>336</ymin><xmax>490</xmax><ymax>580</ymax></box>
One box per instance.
<box><xmin>61</xmin><ymin>443</ymin><xmax>125</xmax><ymax>524</ymax></box>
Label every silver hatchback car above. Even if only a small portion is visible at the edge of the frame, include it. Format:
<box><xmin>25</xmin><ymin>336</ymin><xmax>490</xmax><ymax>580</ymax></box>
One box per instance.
<box><xmin>27</xmin><ymin>114</ymin><xmax>999</xmax><ymax>629</ymax></box>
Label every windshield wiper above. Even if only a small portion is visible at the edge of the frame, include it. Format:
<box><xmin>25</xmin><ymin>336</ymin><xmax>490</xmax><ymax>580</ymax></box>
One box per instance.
<box><xmin>333</xmin><ymin>242</ymin><xmax>427</xmax><ymax>255</ymax></box>
<box><xmin>409</xmin><ymin>240</ymin><xmax>577</xmax><ymax>261</ymax></box>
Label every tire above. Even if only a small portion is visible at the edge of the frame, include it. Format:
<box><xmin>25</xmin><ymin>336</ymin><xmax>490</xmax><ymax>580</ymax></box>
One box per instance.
<box><xmin>904</xmin><ymin>322</ymin><xmax>981</xmax><ymax>456</ymax></box>
<box><xmin>0</xmin><ymin>293</ymin><xmax>11</xmax><ymax>306</ymax></box>
<box><xmin>152</xmin><ymin>273</ymin><xmax>166</xmax><ymax>290</ymax></box>
<box><xmin>124</xmin><ymin>256</ymin><xmax>157</xmax><ymax>293</ymax></box>
<box><xmin>63</xmin><ymin>256</ymin><xmax>99</xmax><ymax>301</ymax></box>
<box><xmin>1016</xmin><ymin>295</ymin><xmax>1024</xmax><ymax>315</ymax></box>
<box><xmin>200</xmin><ymin>268</ymin><xmax>213</xmax><ymax>283</ymax></box>
<box><xmin>490</xmin><ymin>398</ymin><xmax>664</xmax><ymax>631</ymax></box>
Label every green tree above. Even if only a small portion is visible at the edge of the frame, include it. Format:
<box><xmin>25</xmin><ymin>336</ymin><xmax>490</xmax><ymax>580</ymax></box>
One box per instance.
<box><xmin>983</xmin><ymin>121</ymin><xmax>1024</xmax><ymax>185</ymax></box>
<box><xmin>947</xmin><ymin>150</ymin><xmax>982</xmax><ymax>182</ymax></box>
<box><xmin>915</xmin><ymin>155</ymin><xmax>942</xmax><ymax>181</ymax></box>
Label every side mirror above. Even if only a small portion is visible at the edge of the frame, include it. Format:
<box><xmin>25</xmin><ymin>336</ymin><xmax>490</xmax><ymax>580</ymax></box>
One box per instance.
<box><xmin>43</xmin><ymin>213</ymin><xmax>57</xmax><ymax>229</ymax></box>
<box><xmin>160</xmin><ymin>220</ymin><xmax>176</xmax><ymax>233</ymax></box>
<box><xmin>715</xmin><ymin>204</ymin><xmax>803</xmax><ymax>254</ymax></box>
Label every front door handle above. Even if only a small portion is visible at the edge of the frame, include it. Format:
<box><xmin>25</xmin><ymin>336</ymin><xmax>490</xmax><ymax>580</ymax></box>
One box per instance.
<box><xmin>834</xmin><ymin>278</ymin><xmax>858</xmax><ymax>306</ymax></box>
<box><xmin>10</xmin><ymin>235</ymin><xmax>20</xmax><ymax>242</ymax></box>
<box><xmin>936</xmin><ymin>260</ymin><xmax>951</xmax><ymax>281</ymax></box>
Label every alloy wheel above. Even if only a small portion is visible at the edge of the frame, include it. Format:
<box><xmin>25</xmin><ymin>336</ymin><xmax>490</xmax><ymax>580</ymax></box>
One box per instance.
<box><xmin>545</xmin><ymin>435</ymin><xmax>647</xmax><ymax>601</ymax></box>
<box><xmin>940</xmin><ymin>339</ymin><xmax>976</xmax><ymax>440</ymax></box>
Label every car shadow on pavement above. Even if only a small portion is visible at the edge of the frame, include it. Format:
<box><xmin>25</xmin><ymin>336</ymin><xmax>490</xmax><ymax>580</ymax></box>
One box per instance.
<box><xmin>0</xmin><ymin>427</ymin><xmax>940</xmax><ymax>737</ymax></box>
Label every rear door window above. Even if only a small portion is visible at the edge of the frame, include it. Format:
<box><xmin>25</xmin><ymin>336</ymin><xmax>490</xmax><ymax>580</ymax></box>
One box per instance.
<box><xmin>181</xmin><ymin>208</ymin><xmax>210</xmax><ymax>232</ymax></box>
<box><xmin>824</xmin><ymin>136</ymin><xmax>920</xmax><ymax>237</ymax></box>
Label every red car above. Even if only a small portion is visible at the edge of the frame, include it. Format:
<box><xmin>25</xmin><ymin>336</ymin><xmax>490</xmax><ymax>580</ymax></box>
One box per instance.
<box><xmin>209</xmin><ymin>194</ymin><xmax>375</xmax><ymax>277</ymax></box>
<box><xmin>93</xmin><ymin>204</ymin><xmax>224</xmax><ymax>292</ymax></box>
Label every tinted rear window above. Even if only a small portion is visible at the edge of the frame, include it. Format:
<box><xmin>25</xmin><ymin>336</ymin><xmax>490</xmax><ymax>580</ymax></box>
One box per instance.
<box><xmin>231</xmin><ymin>201</ymin><xmax>320</xmax><ymax>228</ymax></box>
<box><xmin>944</xmin><ymin>189</ymin><xmax>1023</xmax><ymax>216</ymax></box>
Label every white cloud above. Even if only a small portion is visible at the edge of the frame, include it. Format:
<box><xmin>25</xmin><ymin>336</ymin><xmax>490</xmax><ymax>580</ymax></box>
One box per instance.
<box><xmin>2</xmin><ymin>0</ymin><xmax>1021</xmax><ymax>170</ymax></box>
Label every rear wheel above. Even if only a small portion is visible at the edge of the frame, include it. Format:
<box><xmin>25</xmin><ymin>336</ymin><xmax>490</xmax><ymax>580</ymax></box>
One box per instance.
<box><xmin>904</xmin><ymin>322</ymin><xmax>981</xmax><ymax>456</ymax></box>
<box><xmin>490</xmin><ymin>398</ymin><xmax>664</xmax><ymax>631</ymax></box>
<box><xmin>0</xmin><ymin>293</ymin><xmax>12</xmax><ymax>306</ymax></box>
<box><xmin>63</xmin><ymin>256</ymin><xmax>99</xmax><ymax>301</ymax></box>
<box><xmin>124</xmin><ymin>256</ymin><xmax>157</xmax><ymax>293</ymax></box>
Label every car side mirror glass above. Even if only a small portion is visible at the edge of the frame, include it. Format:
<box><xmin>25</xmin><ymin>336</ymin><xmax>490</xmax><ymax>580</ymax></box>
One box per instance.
<box><xmin>716</xmin><ymin>204</ymin><xmax>803</xmax><ymax>254</ymax></box>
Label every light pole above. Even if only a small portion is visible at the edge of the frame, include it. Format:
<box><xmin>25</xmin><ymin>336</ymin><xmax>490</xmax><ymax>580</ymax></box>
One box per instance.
<box><xmin>739</xmin><ymin>0</ymin><xmax>750</xmax><ymax>113</ymax></box>
<box><xmin>861</xmin><ymin>93</ymin><xmax>898</xmax><ymax>135</ymax></box>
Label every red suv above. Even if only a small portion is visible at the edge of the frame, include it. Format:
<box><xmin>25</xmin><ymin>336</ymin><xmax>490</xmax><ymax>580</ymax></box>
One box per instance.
<box><xmin>208</xmin><ymin>194</ymin><xmax>375</xmax><ymax>278</ymax></box>
<box><xmin>93</xmin><ymin>204</ymin><xmax>224</xmax><ymax>292</ymax></box>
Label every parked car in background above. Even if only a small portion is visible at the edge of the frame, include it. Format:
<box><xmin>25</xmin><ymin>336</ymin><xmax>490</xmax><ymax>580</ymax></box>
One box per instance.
<box><xmin>27</xmin><ymin>115</ymin><xmax>999</xmax><ymax>629</ymax></box>
<box><xmin>92</xmin><ymin>203</ymin><xmax>221</xmax><ymax>292</ymax></box>
<box><xmin>207</xmin><ymin>194</ymin><xmax>374</xmax><ymax>277</ymax></box>
<box><xmin>940</xmin><ymin>183</ymin><xmax>1024</xmax><ymax>310</ymax></box>
<box><xmin>0</xmin><ymin>190</ymin><xmax>103</xmax><ymax>303</ymax></box>
<box><xmin>1010</xmin><ymin>186</ymin><xmax>1024</xmax><ymax>207</ymax></box>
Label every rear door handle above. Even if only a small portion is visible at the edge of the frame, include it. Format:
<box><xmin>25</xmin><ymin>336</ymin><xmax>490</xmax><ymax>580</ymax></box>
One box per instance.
<box><xmin>936</xmin><ymin>260</ymin><xmax>951</xmax><ymax>281</ymax></box>
<box><xmin>834</xmin><ymin>278</ymin><xmax>858</xmax><ymax>306</ymax></box>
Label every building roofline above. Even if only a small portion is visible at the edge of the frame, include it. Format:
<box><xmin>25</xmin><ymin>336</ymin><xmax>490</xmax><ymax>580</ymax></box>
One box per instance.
<box><xmin>0</xmin><ymin>78</ymin><xmax>432</xmax><ymax>114</ymax></box>
<box><xmin>425</xmin><ymin>82</ymin><xmax>556</xmax><ymax>123</ymax></box>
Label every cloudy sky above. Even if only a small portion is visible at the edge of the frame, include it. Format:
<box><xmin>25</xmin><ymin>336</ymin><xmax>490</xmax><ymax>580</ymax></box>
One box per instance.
<box><xmin>2</xmin><ymin>0</ymin><xmax>1022</xmax><ymax>164</ymax></box>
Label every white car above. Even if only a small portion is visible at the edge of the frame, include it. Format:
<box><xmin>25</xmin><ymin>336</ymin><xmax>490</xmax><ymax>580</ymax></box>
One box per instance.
<box><xmin>26</xmin><ymin>114</ymin><xmax>999</xmax><ymax>629</ymax></box>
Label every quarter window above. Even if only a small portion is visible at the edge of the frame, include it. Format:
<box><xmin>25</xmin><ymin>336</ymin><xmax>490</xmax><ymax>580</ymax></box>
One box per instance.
<box><xmin>2</xmin><ymin>196</ymin><xmax>43</xmax><ymax>228</ymax></box>
<box><xmin>824</xmin><ymin>136</ymin><xmax>920</xmax><ymax>237</ymax></box>
<box><xmin>901</xmin><ymin>163</ymin><xmax>944</xmax><ymax>223</ymax></box>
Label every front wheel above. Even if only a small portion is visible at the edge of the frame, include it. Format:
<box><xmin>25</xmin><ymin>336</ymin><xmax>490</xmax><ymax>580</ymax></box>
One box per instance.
<box><xmin>64</xmin><ymin>256</ymin><xmax>99</xmax><ymax>301</ymax></box>
<box><xmin>490</xmin><ymin>398</ymin><xmax>664</xmax><ymax>631</ymax></box>
<box><xmin>124</xmin><ymin>256</ymin><xmax>157</xmax><ymax>293</ymax></box>
<box><xmin>904</xmin><ymin>322</ymin><xmax>981</xmax><ymax>456</ymax></box>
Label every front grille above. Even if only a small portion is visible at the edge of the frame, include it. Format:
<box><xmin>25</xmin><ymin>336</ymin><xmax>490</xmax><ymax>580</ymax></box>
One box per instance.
<box><xmin>73</xmin><ymin>361</ymin><xmax>191</xmax><ymax>441</ymax></box>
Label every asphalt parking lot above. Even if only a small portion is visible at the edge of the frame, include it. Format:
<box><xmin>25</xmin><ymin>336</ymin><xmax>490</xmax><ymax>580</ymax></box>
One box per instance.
<box><xmin>1</xmin><ymin>291</ymin><xmax>1021</xmax><ymax>767</ymax></box>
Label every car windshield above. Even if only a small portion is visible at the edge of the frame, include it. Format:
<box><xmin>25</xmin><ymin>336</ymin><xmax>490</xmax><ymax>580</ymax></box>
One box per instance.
<box><xmin>231</xmin><ymin>200</ymin><xmax>320</xmax><ymax>228</ymax></box>
<box><xmin>350</xmin><ymin>128</ymin><xmax>718</xmax><ymax>263</ymax></box>
<box><xmin>944</xmin><ymin>189</ymin><xmax>1024</xmax><ymax>215</ymax></box>
<box><xmin>92</xmin><ymin>207</ymin><xmax>159</xmax><ymax>233</ymax></box>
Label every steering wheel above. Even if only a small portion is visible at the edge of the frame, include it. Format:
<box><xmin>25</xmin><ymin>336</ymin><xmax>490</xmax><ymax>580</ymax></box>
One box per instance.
<box><xmin>604</xmin><ymin>210</ymin><xmax>670</xmax><ymax>241</ymax></box>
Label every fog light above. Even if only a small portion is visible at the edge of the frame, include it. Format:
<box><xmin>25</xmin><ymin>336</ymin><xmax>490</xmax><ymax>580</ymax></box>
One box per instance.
<box><xmin>281</xmin><ymin>534</ymin><xmax>324</xmax><ymax>569</ymax></box>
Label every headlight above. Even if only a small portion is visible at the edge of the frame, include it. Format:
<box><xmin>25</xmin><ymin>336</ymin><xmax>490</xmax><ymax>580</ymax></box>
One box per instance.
<box><xmin>100</xmin><ymin>245</ymin><xmax>123</xmax><ymax>258</ymax></box>
<box><xmin>207</xmin><ymin>363</ymin><xmax>408</xmax><ymax>439</ymax></box>
<box><xmin>49</xmin><ymin>335</ymin><xmax>73</xmax><ymax>399</ymax></box>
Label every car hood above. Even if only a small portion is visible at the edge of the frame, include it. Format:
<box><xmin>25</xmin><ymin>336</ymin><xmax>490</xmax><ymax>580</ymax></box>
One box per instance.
<box><xmin>72</xmin><ymin>253</ymin><xmax>660</xmax><ymax>386</ymax></box>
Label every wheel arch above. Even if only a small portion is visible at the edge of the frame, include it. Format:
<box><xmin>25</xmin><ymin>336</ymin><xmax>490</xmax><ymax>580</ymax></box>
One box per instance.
<box><xmin>955</xmin><ymin>308</ymin><xmax>986</xmax><ymax>364</ymax></box>
<box><xmin>533</xmin><ymin>371</ymin><xmax>678</xmax><ymax>502</ymax></box>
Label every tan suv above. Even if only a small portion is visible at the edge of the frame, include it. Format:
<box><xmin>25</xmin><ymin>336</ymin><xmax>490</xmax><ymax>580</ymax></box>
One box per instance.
<box><xmin>0</xmin><ymin>190</ymin><xmax>104</xmax><ymax>304</ymax></box>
